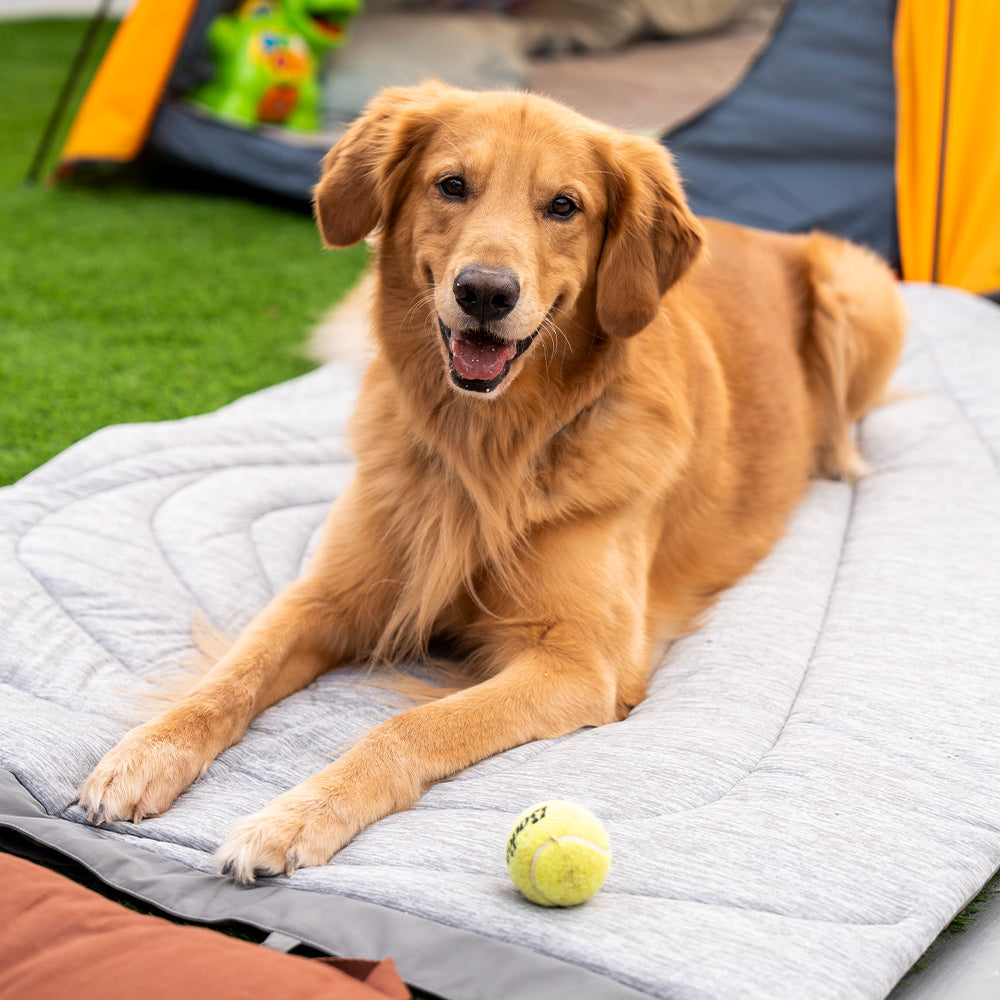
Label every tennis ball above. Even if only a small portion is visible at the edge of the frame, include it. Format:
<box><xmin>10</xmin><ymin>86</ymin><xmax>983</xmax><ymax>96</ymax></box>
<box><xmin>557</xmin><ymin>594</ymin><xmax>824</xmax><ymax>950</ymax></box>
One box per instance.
<box><xmin>505</xmin><ymin>800</ymin><xmax>611</xmax><ymax>907</ymax></box>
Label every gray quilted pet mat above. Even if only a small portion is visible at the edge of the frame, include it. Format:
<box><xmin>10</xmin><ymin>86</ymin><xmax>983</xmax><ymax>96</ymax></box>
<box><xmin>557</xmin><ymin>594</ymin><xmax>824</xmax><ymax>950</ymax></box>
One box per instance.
<box><xmin>2</xmin><ymin>284</ymin><xmax>999</xmax><ymax>1000</ymax></box>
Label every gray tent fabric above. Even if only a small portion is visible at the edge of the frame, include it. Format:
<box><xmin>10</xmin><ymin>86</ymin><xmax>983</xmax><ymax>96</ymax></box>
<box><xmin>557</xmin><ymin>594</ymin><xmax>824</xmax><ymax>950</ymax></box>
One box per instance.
<box><xmin>152</xmin><ymin>0</ymin><xmax>902</xmax><ymax>234</ymax></box>
<box><xmin>148</xmin><ymin>99</ymin><xmax>334</xmax><ymax>202</ymax></box>
<box><xmin>664</xmin><ymin>0</ymin><xmax>900</xmax><ymax>265</ymax></box>
<box><xmin>2</xmin><ymin>284</ymin><xmax>1000</xmax><ymax>999</ymax></box>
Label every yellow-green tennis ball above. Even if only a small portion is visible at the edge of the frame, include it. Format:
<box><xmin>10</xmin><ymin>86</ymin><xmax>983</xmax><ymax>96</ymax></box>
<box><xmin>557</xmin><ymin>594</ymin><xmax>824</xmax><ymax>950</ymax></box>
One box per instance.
<box><xmin>505</xmin><ymin>800</ymin><xmax>611</xmax><ymax>907</ymax></box>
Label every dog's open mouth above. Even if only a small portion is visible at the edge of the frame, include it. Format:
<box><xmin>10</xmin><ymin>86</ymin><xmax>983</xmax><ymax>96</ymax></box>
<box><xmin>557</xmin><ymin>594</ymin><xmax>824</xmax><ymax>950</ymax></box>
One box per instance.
<box><xmin>438</xmin><ymin>319</ymin><xmax>539</xmax><ymax>394</ymax></box>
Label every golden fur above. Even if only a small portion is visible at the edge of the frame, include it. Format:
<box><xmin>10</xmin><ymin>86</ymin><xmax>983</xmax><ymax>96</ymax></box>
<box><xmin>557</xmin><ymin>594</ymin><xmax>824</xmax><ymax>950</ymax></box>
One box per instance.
<box><xmin>80</xmin><ymin>82</ymin><xmax>905</xmax><ymax>881</ymax></box>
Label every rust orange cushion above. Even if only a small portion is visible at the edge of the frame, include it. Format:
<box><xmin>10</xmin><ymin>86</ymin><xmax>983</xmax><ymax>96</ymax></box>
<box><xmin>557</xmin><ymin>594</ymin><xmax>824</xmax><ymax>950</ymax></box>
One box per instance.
<box><xmin>0</xmin><ymin>853</ymin><xmax>409</xmax><ymax>1000</ymax></box>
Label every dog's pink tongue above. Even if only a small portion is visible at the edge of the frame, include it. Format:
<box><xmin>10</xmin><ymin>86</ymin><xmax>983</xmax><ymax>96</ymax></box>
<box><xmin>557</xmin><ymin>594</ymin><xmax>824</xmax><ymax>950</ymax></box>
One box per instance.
<box><xmin>451</xmin><ymin>334</ymin><xmax>516</xmax><ymax>381</ymax></box>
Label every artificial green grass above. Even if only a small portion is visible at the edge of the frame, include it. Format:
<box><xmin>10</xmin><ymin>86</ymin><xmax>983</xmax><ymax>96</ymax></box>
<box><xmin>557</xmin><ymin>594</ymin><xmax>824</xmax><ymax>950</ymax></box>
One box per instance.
<box><xmin>0</xmin><ymin>18</ymin><xmax>368</xmax><ymax>486</ymax></box>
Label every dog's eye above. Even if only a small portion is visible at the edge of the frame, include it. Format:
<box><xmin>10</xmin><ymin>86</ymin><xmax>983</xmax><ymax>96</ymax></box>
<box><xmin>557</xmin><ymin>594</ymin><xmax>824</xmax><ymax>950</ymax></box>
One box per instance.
<box><xmin>438</xmin><ymin>176</ymin><xmax>467</xmax><ymax>199</ymax></box>
<box><xmin>548</xmin><ymin>195</ymin><xmax>579</xmax><ymax>219</ymax></box>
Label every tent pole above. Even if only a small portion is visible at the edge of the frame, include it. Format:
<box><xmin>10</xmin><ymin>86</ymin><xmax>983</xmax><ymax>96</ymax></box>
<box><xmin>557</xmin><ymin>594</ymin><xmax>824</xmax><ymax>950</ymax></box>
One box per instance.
<box><xmin>24</xmin><ymin>0</ymin><xmax>116</xmax><ymax>187</ymax></box>
<box><xmin>931</xmin><ymin>0</ymin><xmax>957</xmax><ymax>285</ymax></box>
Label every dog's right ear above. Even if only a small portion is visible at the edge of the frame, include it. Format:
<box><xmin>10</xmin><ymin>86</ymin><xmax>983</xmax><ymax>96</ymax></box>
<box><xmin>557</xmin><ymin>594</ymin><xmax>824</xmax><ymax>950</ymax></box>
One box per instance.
<box><xmin>313</xmin><ymin>84</ymin><xmax>446</xmax><ymax>248</ymax></box>
<box><xmin>596</xmin><ymin>134</ymin><xmax>704</xmax><ymax>339</ymax></box>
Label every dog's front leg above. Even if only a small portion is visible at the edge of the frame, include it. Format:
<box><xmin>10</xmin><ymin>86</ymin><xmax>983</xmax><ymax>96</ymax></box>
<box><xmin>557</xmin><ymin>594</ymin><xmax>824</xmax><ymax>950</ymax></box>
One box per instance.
<box><xmin>216</xmin><ymin>514</ymin><xmax>652</xmax><ymax>881</ymax></box>
<box><xmin>80</xmin><ymin>483</ymin><xmax>397</xmax><ymax>826</ymax></box>
<box><xmin>215</xmin><ymin>644</ymin><xmax>624</xmax><ymax>881</ymax></box>
<box><xmin>78</xmin><ymin>579</ymin><xmax>354</xmax><ymax>825</ymax></box>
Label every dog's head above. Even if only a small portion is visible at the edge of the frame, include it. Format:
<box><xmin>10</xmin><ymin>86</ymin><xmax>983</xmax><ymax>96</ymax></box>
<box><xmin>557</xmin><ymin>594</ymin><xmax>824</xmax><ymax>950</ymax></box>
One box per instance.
<box><xmin>314</xmin><ymin>82</ymin><xmax>703</xmax><ymax>397</ymax></box>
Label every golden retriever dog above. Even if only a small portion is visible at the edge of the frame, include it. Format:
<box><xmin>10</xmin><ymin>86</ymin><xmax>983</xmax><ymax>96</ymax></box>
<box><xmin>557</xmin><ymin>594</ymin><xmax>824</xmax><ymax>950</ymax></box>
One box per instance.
<box><xmin>81</xmin><ymin>82</ymin><xmax>905</xmax><ymax>881</ymax></box>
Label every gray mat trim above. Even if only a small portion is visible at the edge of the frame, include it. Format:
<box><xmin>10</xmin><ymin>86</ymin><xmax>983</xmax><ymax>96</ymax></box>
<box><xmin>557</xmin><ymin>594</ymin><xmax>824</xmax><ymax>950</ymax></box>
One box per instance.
<box><xmin>0</xmin><ymin>772</ymin><xmax>645</xmax><ymax>1000</ymax></box>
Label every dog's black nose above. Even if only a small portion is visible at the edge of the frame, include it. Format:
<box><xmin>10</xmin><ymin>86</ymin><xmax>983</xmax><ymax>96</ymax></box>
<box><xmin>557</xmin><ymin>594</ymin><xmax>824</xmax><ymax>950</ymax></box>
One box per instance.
<box><xmin>453</xmin><ymin>267</ymin><xmax>520</xmax><ymax>324</ymax></box>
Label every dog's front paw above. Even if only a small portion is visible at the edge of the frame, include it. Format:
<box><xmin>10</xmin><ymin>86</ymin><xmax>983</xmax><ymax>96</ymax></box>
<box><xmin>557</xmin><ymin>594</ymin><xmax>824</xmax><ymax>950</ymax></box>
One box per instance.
<box><xmin>216</xmin><ymin>791</ymin><xmax>358</xmax><ymax>883</ymax></box>
<box><xmin>80</xmin><ymin>724</ymin><xmax>212</xmax><ymax>825</ymax></box>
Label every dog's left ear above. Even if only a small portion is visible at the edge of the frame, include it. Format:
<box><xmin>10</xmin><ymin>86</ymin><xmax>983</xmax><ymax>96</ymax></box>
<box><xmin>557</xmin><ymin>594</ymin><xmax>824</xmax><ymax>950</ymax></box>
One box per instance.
<box><xmin>596</xmin><ymin>135</ymin><xmax>704</xmax><ymax>338</ymax></box>
<box><xmin>313</xmin><ymin>83</ymin><xmax>446</xmax><ymax>248</ymax></box>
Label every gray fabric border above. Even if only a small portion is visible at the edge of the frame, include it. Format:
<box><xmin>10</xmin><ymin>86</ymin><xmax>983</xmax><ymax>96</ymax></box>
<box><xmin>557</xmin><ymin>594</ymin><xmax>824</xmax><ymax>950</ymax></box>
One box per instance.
<box><xmin>0</xmin><ymin>770</ymin><xmax>649</xmax><ymax>1000</ymax></box>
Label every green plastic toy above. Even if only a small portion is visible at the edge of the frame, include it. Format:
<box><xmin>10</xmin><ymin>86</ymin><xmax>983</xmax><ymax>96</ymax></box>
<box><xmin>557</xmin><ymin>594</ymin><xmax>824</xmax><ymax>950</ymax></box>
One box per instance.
<box><xmin>188</xmin><ymin>0</ymin><xmax>360</xmax><ymax>132</ymax></box>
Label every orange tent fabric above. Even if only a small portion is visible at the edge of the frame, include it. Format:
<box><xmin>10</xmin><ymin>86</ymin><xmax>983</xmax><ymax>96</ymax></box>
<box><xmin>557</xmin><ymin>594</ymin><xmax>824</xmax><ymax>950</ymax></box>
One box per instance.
<box><xmin>895</xmin><ymin>0</ymin><xmax>1000</xmax><ymax>296</ymax></box>
<box><xmin>60</xmin><ymin>0</ymin><xmax>201</xmax><ymax>167</ymax></box>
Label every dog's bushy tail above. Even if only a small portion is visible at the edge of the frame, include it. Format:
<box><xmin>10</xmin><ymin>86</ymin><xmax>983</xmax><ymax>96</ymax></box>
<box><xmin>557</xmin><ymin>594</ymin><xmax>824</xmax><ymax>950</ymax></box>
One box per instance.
<box><xmin>802</xmin><ymin>233</ymin><xmax>907</xmax><ymax>481</ymax></box>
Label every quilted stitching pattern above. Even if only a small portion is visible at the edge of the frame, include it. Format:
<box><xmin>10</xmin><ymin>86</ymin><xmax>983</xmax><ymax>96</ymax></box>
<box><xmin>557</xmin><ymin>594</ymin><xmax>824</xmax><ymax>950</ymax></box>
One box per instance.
<box><xmin>2</xmin><ymin>286</ymin><xmax>999</xmax><ymax>1000</ymax></box>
